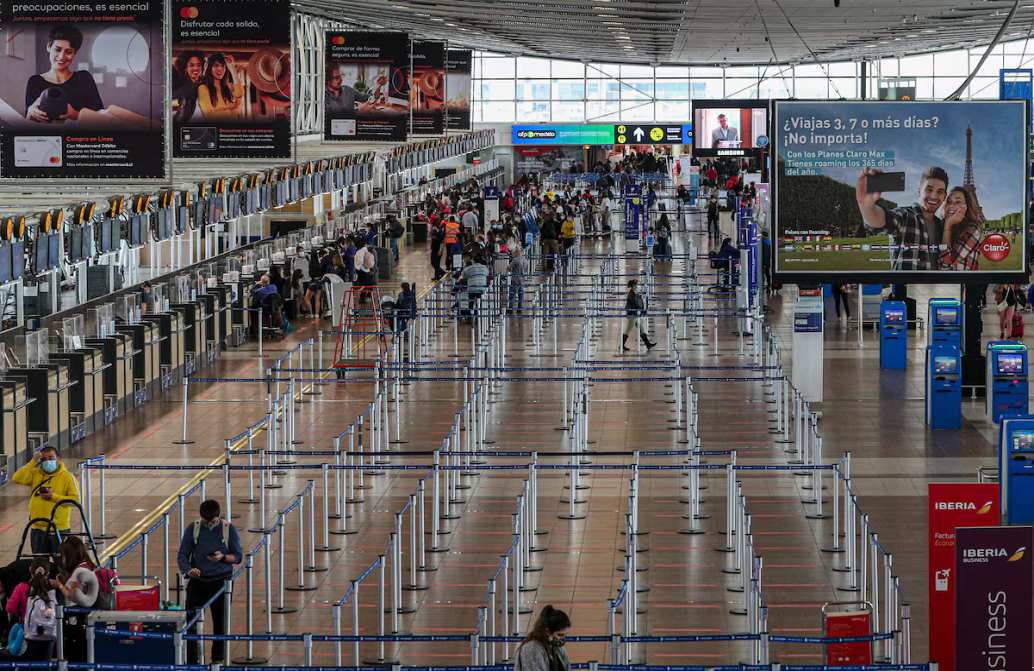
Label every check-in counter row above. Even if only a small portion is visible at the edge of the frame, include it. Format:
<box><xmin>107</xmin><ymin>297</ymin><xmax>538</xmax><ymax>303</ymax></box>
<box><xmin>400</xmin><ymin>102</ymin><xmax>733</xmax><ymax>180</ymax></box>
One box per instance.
<box><xmin>0</xmin><ymin>286</ymin><xmax>250</xmax><ymax>483</ymax></box>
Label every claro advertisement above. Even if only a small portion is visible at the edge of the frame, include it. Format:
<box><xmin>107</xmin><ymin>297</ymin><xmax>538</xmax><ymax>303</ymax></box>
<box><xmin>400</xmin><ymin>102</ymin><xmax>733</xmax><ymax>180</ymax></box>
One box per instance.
<box><xmin>0</xmin><ymin>0</ymin><xmax>166</xmax><ymax>179</ymax></box>
<box><xmin>445</xmin><ymin>48</ymin><xmax>471</xmax><ymax>131</ymax></box>
<box><xmin>172</xmin><ymin>0</ymin><xmax>292</xmax><ymax>159</ymax></box>
<box><xmin>324</xmin><ymin>31</ymin><xmax>410</xmax><ymax>142</ymax></box>
<box><xmin>773</xmin><ymin>101</ymin><xmax>1028</xmax><ymax>281</ymax></box>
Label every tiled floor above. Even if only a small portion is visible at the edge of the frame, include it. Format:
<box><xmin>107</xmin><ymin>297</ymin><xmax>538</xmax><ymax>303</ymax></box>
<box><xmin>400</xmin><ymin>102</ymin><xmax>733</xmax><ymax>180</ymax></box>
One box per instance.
<box><xmin>0</xmin><ymin>209</ymin><xmax>1007</xmax><ymax>666</ymax></box>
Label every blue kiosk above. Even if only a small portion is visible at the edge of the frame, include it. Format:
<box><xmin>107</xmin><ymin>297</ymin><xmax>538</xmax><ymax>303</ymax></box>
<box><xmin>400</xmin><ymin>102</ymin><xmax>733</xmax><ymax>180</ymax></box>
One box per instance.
<box><xmin>924</xmin><ymin>345</ymin><xmax>962</xmax><ymax>429</ymax></box>
<box><xmin>927</xmin><ymin>298</ymin><xmax>962</xmax><ymax>349</ymax></box>
<box><xmin>986</xmin><ymin>342</ymin><xmax>1029</xmax><ymax>423</ymax></box>
<box><xmin>998</xmin><ymin>415</ymin><xmax>1034</xmax><ymax>524</ymax></box>
<box><xmin>879</xmin><ymin>300</ymin><xmax>907</xmax><ymax>369</ymax></box>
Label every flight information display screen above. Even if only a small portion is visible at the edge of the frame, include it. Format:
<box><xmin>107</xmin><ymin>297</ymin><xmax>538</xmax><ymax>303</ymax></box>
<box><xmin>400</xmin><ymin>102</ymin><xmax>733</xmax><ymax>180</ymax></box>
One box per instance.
<box><xmin>997</xmin><ymin>353</ymin><xmax>1025</xmax><ymax>375</ymax></box>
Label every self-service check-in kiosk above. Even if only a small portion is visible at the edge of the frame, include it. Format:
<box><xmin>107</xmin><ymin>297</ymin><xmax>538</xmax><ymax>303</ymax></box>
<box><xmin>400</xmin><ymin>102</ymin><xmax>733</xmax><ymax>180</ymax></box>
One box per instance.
<box><xmin>986</xmin><ymin>342</ymin><xmax>1029</xmax><ymax>423</ymax></box>
<box><xmin>998</xmin><ymin>415</ymin><xmax>1034</xmax><ymax>524</ymax></box>
<box><xmin>927</xmin><ymin>298</ymin><xmax>962</xmax><ymax>349</ymax></box>
<box><xmin>880</xmin><ymin>300</ymin><xmax>907</xmax><ymax>369</ymax></box>
<box><xmin>924</xmin><ymin>345</ymin><xmax>962</xmax><ymax>429</ymax></box>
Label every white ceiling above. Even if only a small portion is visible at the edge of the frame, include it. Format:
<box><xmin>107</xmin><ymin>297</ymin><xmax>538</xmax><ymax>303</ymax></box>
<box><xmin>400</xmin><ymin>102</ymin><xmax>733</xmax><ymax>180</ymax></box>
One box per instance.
<box><xmin>294</xmin><ymin>0</ymin><xmax>1034</xmax><ymax>65</ymax></box>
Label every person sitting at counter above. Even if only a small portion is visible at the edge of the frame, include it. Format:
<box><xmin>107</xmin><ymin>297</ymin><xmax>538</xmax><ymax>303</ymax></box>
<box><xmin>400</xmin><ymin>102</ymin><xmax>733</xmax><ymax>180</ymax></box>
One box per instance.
<box><xmin>250</xmin><ymin>274</ymin><xmax>278</xmax><ymax>303</ymax></box>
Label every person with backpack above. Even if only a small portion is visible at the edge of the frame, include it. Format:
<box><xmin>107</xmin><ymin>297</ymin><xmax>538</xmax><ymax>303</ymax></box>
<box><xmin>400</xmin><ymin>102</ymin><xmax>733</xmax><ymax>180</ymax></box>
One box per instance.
<box><xmin>513</xmin><ymin>605</ymin><xmax>571</xmax><ymax>671</ymax></box>
<box><xmin>623</xmin><ymin>279</ymin><xmax>657</xmax><ymax>353</ymax></box>
<box><xmin>11</xmin><ymin>444</ymin><xmax>80</xmax><ymax>555</ymax></box>
<box><xmin>4</xmin><ymin>570</ymin><xmax>57</xmax><ymax>661</ymax></box>
<box><xmin>386</xmin><ymin>215</ymin><xmax>405</xmax><ymax>264</ymax></box>
<box><xmin>176</xmin><ymin>499</ymin><xmax>242</xmax><ymax>664</ymax></box>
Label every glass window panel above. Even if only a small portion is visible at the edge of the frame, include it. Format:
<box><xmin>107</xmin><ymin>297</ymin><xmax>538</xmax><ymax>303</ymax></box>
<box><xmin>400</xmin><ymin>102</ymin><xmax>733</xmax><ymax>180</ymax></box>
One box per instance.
<box><xmin>1003</xmin><ymin>38</ymin><xmax>1032</xmax><ymax>53</ymax></box>
<box><xmin>655</xmin><ymin>99</ymin><xmax>689</xmax><ymax>121</ymax></box>
<box><xmin>481</xmin><ymin>101</ymin><xmax>515</xmax><ymax>122</ymax></box>
<box><xmin>516</xmin><ymin>101</ymin><xmax>550</xmax><ymax>121</ymax></box>
<box><xmin>655</xmin><ymin>80</ymin><xmax>690</xmax><ymax>99</ymax></box>
<box><xmin>482</xmin><ymin>56</ymin><xmax>515</xmax><ymax>79</ymax></box>
<box><xmin>794</xmin><ymin>63</ymin><xmax>824</xmax><ymax>78</ymax></box>
<box><xmin>967</xmin><ymin>77</ymin><xmax>998</xmax><ymax>99</ymax></box>
<box><xmin>552</xmin><ymin>80</ymin><xmax>585</xmax><ymax>100</ymax></box>
<box><xmin>471</xmin><ymin>101</ymin><xmax>483</xmax><ymax>123</ymax></box>
<box><xmin>725</xmin><ymin>78</ymin><xmax>758</xmax><ymax>98</ymax></box>
<box><xmin>691</xmin><ymin>66</ymin><xmax>723</xmax><ymax>78</ymax></box>
<box><xmin>621</xmin><ymin>80</ymin><xmax>654</xmax><ymax>99</ymax></box>
<box><xmin>479</xmin><ymin>80</ymin><xmax>515</xmax><ymax>100</ymax></box>
<box><xmin>1003</xmin><ymin>51</ymin><xmax>1034</xmax><ymax>69</ymax></box>
<box><xmin>898</xmin><ymin>53</ymin><xmax>933</xmax><ymax>75</ymax></box>
<box><xmin>690</xmin><ymin>79</ymin><xmax>723</xmax><ymax>98</ymax></box>
<box><xmin>794</xmin><ymin>78</ymin><xmax>828</xmax><ymax>99</ymax></box>
<box><xmin>656</xmin><ymin>66</ymin><xmax>688</xmax><ymax>78</ymax></box>
<box><xmin>620</xmin><ymin>64</ymin><xmax>653</xmax><ymax>78</ymax></box>
<box><xmin>935</xmin><ymin>49</ymin><xmax>967</xmax><ymax>74</ymax></box>
<box><xmin>878</xmin><ymin>58</ymin><xmax>898</xmax><ymax>77</ymax></box>
<box><xmin>618</xmin><ymin>101</ymin><xmax>654</xmax><ymax>121</ymax></box>
<box><xmin>826</xmin><ymin>61</ymin><xmax>856</xmax><ymax>77</ymax></box>
<box><xmin>516</xmin><ymin>79</ymin><xmax>550</xmax><ymax>101</ymax></box>
<box><xmin>973</xmin><ymin>53</ymin><xmax>1003</xmax><ymax>78</ymax></box>
<box><xmin>933</xmin><ymin>77</ymin><xmax>966</xmax><ymax>98</ymax></box>
<box><xmin>758</xmin><ymin>72</ymin><xmax>793</xmax><ymax>98</ymax></box>
<box><xmin>551</xmin><ymin>60</ymin><xmax>584</xmax><ymax>78</ymax></box>
<box><xmin>516</xmin><ymin>57</ymin><xmax>549</xmax><ymax>78</ymax></box>
<box><xmin>589</xmin><ymin>62</ymin><xmax>620</xmax><ymax>77</ymax></box>
<box><xmin>828</xmin><ymin>77</ymin><xmax>858</xmax><ymax>99</ymax></box>
<box><xmin>586</xmin><ymin>79</ymin><xmax>621</xmax><ymax>100</ymax></box>
<box><xmin>552</xmin><ymin>101</ymin><xmax>584</xmax><ymax>122</ymax></box>
<box><xmin>586</xmin><ymin>99</ymin><xmax>620</xmax><ymax>121</ymax></box>
<box><xmin>726</xmin><ymin>66</ymin><xmax>758</xmax><ymax>79</ymax></box>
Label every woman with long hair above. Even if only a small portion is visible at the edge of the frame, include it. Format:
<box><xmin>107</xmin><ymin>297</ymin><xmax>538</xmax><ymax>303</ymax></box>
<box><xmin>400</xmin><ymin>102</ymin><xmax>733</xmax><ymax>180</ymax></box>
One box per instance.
<box><xmin>938</xmin><ymin>185</ymin><xmax>985</xmax><ymax>271</ymax></box>
<box><xmin>52</xmin><ymin>536</ymin><xmax>98</xmax><ymax>607</ymax></box>
<box><xmin>198</xmin><ymin>53</ymin><xmax>245</xmax><ymax>120</ymax></box>
<box><xmin>21</xmin><ymin>570</ymin><xmax>57</xmax><ymax>660</ymax></box>
<box><xmin>514</xmin><ymin>605</ymin><xmax>571</xmax><ymax>671</ymax></box>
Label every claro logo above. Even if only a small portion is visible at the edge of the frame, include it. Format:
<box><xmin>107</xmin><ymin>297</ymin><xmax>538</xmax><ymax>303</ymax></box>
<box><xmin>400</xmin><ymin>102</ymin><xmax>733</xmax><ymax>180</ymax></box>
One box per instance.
<box><xmin>934</xmin><ymin>500</ymin><xmax>994</xmax><ymax>514</ymax></box>
<box><xmin>981</xmin><ymin>233</ymin><xmax>1011</xmax><ymax>262</ymax></box>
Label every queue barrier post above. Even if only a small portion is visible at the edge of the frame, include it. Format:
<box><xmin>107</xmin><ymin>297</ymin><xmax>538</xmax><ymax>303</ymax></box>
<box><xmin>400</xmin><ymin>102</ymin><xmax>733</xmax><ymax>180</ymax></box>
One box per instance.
<box><xmin>172</xmin><ymin>376</ymin><xmax>195</xmax><ymax>445</ymax></box>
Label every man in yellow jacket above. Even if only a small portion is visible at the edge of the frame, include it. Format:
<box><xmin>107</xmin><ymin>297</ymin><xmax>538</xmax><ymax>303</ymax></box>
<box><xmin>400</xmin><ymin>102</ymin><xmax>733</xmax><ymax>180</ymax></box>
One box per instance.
<box><xmin>11</xmin><ymin>444</ymin><xmax>80</xmax><ymax>554</ymax></box>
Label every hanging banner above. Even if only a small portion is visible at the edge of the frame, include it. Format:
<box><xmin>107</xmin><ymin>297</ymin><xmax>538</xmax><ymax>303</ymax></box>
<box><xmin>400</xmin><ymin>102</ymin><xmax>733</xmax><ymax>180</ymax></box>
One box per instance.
<box><xmin>410</xmin><ymin>40</ymin><xmax>444</xmax><ymax>136</ymax></box>
<box><xmin>445</xmin><ymin>48</ymin><xmax>472</xmax><ymax>131</ymax></box>
<box><xmin>324</xmin><ymin>31</ymin><xmax>409</xmax><ymax>142</ymax></box>
<box><xmin>928</xmin><ymin>483</ymin><xmax>1000</xmax><ymax>671</ymax></box>
<box><xmin>0</xmin><ymin>0</ymin><xmax>166</xmax><ymax>179</ymax></box>
<box><xmin>955</xmin><ymin>525</ymin><xmax>1033</xmax><ymax>671</ymax></box>
<box><xmin>171</xmin><ymin>0</ymin><xmax>292</xmax><ymax>159</ymax></box>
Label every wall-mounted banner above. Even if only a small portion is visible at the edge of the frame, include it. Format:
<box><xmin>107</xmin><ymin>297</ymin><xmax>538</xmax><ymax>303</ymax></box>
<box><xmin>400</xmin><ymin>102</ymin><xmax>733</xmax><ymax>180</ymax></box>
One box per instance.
<box><xmin>0</xmin><ymin>0</ymin><xmax>166</xmax><ymax>179</ymax></box>
<box><xmin>410</xmin><ymin>40</ymin><xmax>444</xmax><ymax>136</ymax></box>
<box><xmin>928</xmin><ymin>483</ymin><xmax>1000</xmax><ymax>671</ymax></box>
<box><xmin>171</xmin><ymin>0</ymin><xmax>292</xmax><ymax>159</ymax></box>
<box><xmin>325</xmin><ymin>31</ymin><xmax>410</xmax><ymax>142</ymax></box>
<box><xmin>955</xmin><ymin>525</ymin><xmax>1033</xmax><ymax>671</ymax></box>
<box><xmin>445</xmin><ymin>48</ymin><xmax>472</xmax><ymax>131</ymax></box>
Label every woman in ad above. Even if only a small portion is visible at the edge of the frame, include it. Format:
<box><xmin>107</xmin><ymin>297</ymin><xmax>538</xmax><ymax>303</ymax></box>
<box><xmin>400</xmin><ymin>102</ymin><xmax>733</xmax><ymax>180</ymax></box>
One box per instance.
<box><xmin>24</xmin><ymin>25</ymin><xmax>103</xmax><ymax>123</ymax></box>
<box><xmin>198</xmin><ymin>53</ymin><xmax>245</xmax><ymax>120</ymax></box>
<box><xmin>938</xmin><ymin>185</ymin><xmax>985</xmax><ymax>271</ymax></box>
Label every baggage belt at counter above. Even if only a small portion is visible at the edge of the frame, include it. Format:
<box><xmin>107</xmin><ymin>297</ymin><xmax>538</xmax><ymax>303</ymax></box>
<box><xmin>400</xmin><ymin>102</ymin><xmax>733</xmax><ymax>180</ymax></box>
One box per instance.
<box><xmin>142</xmin><ymin>311</ymin><xmax>184</xmax><ymax>391</ymax></box>
<box><xmin>85</xmin><ymin>335</ymin><xmax>131</xmax><ymax>424</ymax></box>
<box><xmin>48</xmin><ymin>347</ymin><xmax>104</xmax><ymax>442</ymax></box>
<box><xmin>0</xmin><ymin>380</ymin><xmax>29</xmax><ymax>474</ymax></box>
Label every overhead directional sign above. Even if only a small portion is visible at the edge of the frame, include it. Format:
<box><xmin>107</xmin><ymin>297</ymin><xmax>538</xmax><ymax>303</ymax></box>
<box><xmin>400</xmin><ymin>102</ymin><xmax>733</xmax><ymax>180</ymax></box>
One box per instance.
<box><xmin>614</xmin><ymin>123</ymin><xmax>689</xmax><ymax>145</ymax></box>
<box><xmin>511</xmin><ymin>123</ymin><xmax>692</xmax><ymax>146</ymax></box>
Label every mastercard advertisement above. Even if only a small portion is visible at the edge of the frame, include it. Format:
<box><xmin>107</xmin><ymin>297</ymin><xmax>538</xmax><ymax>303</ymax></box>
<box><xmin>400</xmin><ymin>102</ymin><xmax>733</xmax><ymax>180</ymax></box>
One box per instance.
<box><xmin>772</xmin><ymin>100</ymin><xmax>1029</xmax><ymax>281</ymax></box>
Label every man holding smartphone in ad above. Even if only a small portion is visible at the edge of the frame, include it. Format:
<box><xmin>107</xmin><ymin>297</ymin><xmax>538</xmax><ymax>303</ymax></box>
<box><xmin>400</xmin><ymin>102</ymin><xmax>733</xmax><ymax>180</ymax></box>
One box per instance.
<box><xmin>11</xmin><ymin>444</ymin><xmax>80</xmax><ymax>555</ymax></box>
<box><xmin>855</xmin><ymin>166</ymin><xmax>949</xmax><ymax>271</ymax></box>
<box><xmin>177</xmin><ymin>499</ymin><xmax>242</xmax><ymax>664</ymax></box>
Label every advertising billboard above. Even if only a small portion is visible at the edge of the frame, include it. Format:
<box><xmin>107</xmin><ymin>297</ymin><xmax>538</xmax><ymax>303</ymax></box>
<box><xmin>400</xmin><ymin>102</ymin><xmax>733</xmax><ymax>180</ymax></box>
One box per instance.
<box><xmin>325</xmin><ymin>31</ymin><xmax>410</xmax><ymax>142</ymax></box>
<box><xmin>410</xmin><ymin>40</ymin><xmax>444</xmax><ymax>135</ymax></box>
<box><xmin>445</xmin><ymin>48</ymin><xmax>471</xmax><ymax>131</ymax></box>
<box><xmin>955</xmin><ymin>525</ymin><xmax>1033</xmax><ymax>671</ymax></box>
<box><xmin>692</xmin><ymin>99</ymin><xmax>769</xmax><ymax>157</ymax></box>
<box><xmin>773</xmin><ymin>100</ymin><xmax>1028</xmax><ymax>282</ymax></box>
<box><xmin>171</xmin><ymin>0</ymin><xmax>292</xmax><ymax>159</ymax></box>
<box><xmin>0</xmin><ymin>0</ymin><xmax>166</xmax><ymax>179</ymax></box>
<box><xmin>928</xmin><ymin>483</ymin><xmax>1000</xmax><ymax>671</ymax></box>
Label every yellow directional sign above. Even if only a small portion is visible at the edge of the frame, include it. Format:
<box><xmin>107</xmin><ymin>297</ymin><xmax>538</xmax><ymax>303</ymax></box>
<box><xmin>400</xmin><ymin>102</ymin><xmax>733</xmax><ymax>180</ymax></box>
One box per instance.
<box><xmin>649</xmin><ymin>127</ymin><xmax>664</xmax><ymax>141</ymax></box>
<box><xmin>617</xmin><ymin>134</ymin><xmax>627</xmax><ymax>143</ymax></box>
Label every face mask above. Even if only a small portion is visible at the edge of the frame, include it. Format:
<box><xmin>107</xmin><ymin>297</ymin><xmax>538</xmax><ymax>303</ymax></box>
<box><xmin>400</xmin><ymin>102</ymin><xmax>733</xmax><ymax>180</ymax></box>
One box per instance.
<box><xmin>40</xmin><ymin>459</ymin><xmax>58</xmax><ymax>474</ymax></box>
<box><xmin>203</xmin><ymin>517</ymin><xmax>221</xmax><ymax>529</ymax></box>
<box><xmin>551</xmin><ymin>638</ymin><xmax>566</xmax><ymax>649</ymax></box>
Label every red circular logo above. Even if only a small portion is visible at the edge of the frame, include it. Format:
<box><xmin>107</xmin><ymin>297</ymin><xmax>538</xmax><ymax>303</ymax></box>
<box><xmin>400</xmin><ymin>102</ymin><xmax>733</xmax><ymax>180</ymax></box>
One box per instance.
<box><xmin>179</xmin><ymin>6</ymin><xmax>199</xmax><ymax>18</ymax></box>
<box><xmin>981</xmin><ymin>233</ymin><xmax>1011</xmax><ymax>262</ymax></box>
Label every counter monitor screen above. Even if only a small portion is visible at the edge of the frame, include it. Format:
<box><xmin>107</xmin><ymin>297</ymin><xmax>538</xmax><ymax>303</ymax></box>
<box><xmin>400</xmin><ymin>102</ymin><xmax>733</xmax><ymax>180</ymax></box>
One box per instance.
<box><xmin>997</xmin><ymin>352</ymin><xmax>1025</xmax><ymax>375</ymax></box>
<box><xmin>99</xmin><ymin>220</ymin><xmax>112</xmax><ymax>253</ymax></box>
<box><xmin>884</xmin><ymin>308</ymin><xmax>904</xmax><ymax>324</ymax></box>
<box><xmin>129</xmin><ymin>216</ymin><xmax>143</xmax><ymax>247</ymax></box>
<box><xmin>1013</xmin><ymin>430</ymin><xmax>1034</xmax><ymax>451</ymax></box>
<box><xmin>68</xmin><ymin>228</ymin><xmax>82</xmax><ymax>262</ymax></box>
<box><xmin>34</xmin><ymin>237</ymin><xmax>48</xmax><ymax>271</ymax></box>
<box><xmin>108</xmin><ymin>220</ymin><xmax>121</xmax><ymax>252</ymax></box>
<box><xmin>933</xmin><ymin>356</ymin><xmax>957</xmax><ymax>375</ymax></box>
<box><xmin>80</xmin><ymin>223</ymin><xmax>92</xmax><ymax>259</ymax></box>
<box><xmin>935</xmin><ymin>308</ymin><xmax>958</xmax><ymax>326</ymax></box>
<box><xmin>12</xmin><ymin>242</ymin><xmax>25</xmax><ymax>280</ymax></box>
<box><xmin>48</xmin><ymin>233</ymin><xmax>60</xmax><ymax>269</ymax></box>
<box><xmin>0</xmin><ymin>245</ymin><xmax>11</xmax><ymax>284</ymax></box>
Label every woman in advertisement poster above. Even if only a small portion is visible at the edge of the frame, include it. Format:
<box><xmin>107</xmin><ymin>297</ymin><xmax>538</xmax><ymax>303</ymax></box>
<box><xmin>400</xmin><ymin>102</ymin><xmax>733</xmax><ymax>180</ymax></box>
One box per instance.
<box><xmin>198</xmin><ymin>53</ymin><xmax>245</xmax><ymax>120</ymax></box>
<box><xmin>938</xmin><ymin>185</ymin><xmax>985</xmax><ymax>271</ymax></box>
<box><xmin>172</xmin><ymin>51</ymin><xmax>206</xmax><ymax>124</ymax></box>
<box><xmin>24</xmin><ymin>25</ymin><xmax>103</xmax><ymax>123</ymax></box>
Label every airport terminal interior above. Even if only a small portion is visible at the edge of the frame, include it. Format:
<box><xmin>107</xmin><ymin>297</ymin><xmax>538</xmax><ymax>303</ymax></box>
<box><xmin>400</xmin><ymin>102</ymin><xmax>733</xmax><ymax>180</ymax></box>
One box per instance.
<box><xmin>2</xmin><ymin>1</ymin><xmax>1034</xmax><ymax>669</ymax></box>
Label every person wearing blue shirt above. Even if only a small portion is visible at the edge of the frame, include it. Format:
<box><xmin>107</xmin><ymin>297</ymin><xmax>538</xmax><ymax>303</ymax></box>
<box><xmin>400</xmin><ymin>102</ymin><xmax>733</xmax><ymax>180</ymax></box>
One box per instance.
<box><xmin>250</xmin><ymin>274</ymin><xmax>278</xmax><ymax>302</ymax></box>
<box><xmin>177</xmin><ymin>499</ymin><xmax>242</xmax><ymax>664</ymax></box>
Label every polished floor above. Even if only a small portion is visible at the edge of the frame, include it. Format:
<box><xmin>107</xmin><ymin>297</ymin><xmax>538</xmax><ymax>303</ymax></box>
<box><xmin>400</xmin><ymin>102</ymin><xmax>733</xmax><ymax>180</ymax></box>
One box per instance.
<box><xmin>0</xmin><ymin>211</ymin><xmax>1006</xmax><ymax>666</ymax></box>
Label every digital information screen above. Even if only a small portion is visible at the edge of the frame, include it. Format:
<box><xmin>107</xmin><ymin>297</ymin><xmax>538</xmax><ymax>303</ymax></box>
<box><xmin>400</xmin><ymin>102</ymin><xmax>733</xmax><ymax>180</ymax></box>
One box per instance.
<box><xmin>933</xmin><ymin>356</ymin><xmax>957</xmax><ymax>375</ymax></box>
<box><xmin>935</xmin><ymin>308</ymin><xmax>958</xmax><ymax>326</ymax></box>
<box><xmin>1012</xmin><ymin>430</ymin><xmax>1034</xmax><ymax>451</ymax></box>
<box><xmin>884</xmin><ymin>309</ymin><xmax>904</xmax><ymax>324</ymax></box>
<box><xmin>998</xmin><ymin>353</ymin><xmax>1025</xmax><ymax>375</ymax></box>
<box><xmin>692</xmin><ymin>100</ymin><xmax>769</xmax><ymax>157</ymax></box>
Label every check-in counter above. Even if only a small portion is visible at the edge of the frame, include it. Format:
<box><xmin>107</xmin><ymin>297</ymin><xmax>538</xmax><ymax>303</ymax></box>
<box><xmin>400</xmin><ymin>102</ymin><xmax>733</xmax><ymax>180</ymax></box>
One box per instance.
<box><xmin>142</xmin><ymin>311</ymin><xmax>183</xmax><ymax>390</ymax></box>
<box><xmin>116</xmin><ymin>322</ymin><xmax>159</xmax><ymax>405</ymax></box>
<box><xmin>208</xmin><ymin>287</ymin><xmax>233</xmax><ymax>349</ymax></box>
<box><xmin>49</xmin><ymin>346</ymin><xmax>104</xmax><ymax>442</ymax></box>
<box><xmin>172</xmin><ymin>302</ymin><xmax>204</xmax><ymax>374</ymax></box>
<box><xmin>86</xmin><ymin>335</ymin><xmax>131</xmax><ymax>422</ymax></box>
<box><xmin>0</xmin><ymin>379</ymin><xmax>29</xmax><ymax>476</ymax></box>
<box><xmin>7</xmin><ymin>362</ymin><xmax>70</xmax><ymax>452</ymax></box>
<box><xmin>197</xmin><ymin>294</ymin><xmax>218</xmax><ymax>365</ymax></box>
